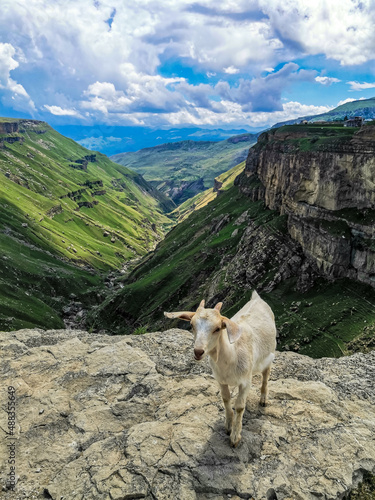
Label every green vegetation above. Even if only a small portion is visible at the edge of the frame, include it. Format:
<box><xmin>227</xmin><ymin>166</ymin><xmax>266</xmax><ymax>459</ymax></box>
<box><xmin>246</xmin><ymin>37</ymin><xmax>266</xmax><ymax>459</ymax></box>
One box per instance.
<box><xmin>90</xmin><ymin>182</ymin><xmax>375</xmax><ymax>358</ymax></box>
<box><xmin>111</xmin><ymin>134</ymin><xmax>256</xmax><ymax>203</ymax></box>
<box><xmin>311</xmin><ymin>96</ymin><xmax>375</xmax><ymax>122</ymax></box>
<box><xmin>260</xmin><ymin>123</ymin><xmax>357</xmax><ymax>153</ymax></box>
<box><xmin>348</xmin><ymin>471</ymin><xmax>375</xmax><ymax>499</ymax></box>
<box><xmin>172</xmin><ymin>161</ymin><xmax>246</xmax><ymax>221</ymax></box>
<box><xmin>0</xmin><ymin>118</ymin><xmax>175</xmax><ymax>331</ymax></box>
<box><xmin>0</xmin><ymin>228</ymin><xmax>100</xmax><ymax>331</ymax></box>
<box><xmin>334</xmin><ymin>207</ymin><xmax>375</xmax><ymax>226</ymax></box>
<box><xmin>133</xmin><ymin>326</ymin><xmax>148</xmax><ymax>335</ymax></box>
<box><xmin>0</xmin><ymin>119</ymin><xmax>173</xmax><ymax>271</ymax></box>
<box><xmin>264</xmin><ymin>278</ymin><xmax>375</xmax><ymax>358</ymax></box>
<box><xmin>88</xmin><ymin>186</ymin><xmax>274</xmax><ymax>332</ymax></box>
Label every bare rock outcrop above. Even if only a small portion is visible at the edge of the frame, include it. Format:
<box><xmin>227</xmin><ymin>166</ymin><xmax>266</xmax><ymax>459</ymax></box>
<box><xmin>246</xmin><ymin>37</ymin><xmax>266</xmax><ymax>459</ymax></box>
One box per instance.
<box><xmin>0</xmin><ymin>329</ymin><xmax>374</xmax><ymax>499</ymax></box>
<box><xmin>236</xmin><ymin>127</ymin><xmax>375</xmax><ymax>286</ymax></box>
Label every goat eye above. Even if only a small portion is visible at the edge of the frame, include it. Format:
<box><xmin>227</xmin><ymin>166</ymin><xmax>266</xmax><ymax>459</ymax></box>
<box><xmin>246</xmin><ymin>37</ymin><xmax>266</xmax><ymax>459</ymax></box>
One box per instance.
<box><xmin>214</xmin><ymin>327</ymin><xmax>220</xmax><ymax>333</ymax></box>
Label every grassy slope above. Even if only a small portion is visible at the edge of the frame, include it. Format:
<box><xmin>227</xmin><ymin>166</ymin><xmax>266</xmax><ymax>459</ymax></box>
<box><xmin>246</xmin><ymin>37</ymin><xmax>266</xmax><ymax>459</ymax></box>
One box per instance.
<box><xmin>0</xmin><ymin>120</ymin><xmax>173</xmax><ymax>270</ymax></box>
<box><xmin>0</xmin><ymin>227</ymin><xmax>100</xmax><ymax>331</ymax></box>
<box><xmin>90</xmin><ymin>185</ymin><xmax>375</xmax><ymax>357</ymax></box>
<box><xmin>110</xmin><ymin>134</ymin><xmax>257</xmax><ymax>191</ymax></box>
<box><xmin>0</xmin><ymin>118</ymin><xmax>174</xmax><ymax>330</ymax></box>
<box><xmin>312</xmin><ymin>96</ymin><xmax>375</xmax><ymax>121</ymax></box>
<box><xmin>256</xmin><ymin>123</ymin><xmax>358</xmax><ymax>155</ymax></box>
<box><xmin>274</xmin><ymin>97</ymin><xmax>375</xmax><ymax>127</ymax></box>
<box><xmin>172</xmin><ymin>161</ymin><xmax>246</xmax><ymax>222</ymax></box>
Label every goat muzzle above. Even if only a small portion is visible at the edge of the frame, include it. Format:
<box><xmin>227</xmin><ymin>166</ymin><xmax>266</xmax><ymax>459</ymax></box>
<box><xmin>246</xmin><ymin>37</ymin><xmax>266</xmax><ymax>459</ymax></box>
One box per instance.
<box><xmin>194</xmin><ymin>348</ymin><xmax>205</xmax><ymax>361</ymax></box>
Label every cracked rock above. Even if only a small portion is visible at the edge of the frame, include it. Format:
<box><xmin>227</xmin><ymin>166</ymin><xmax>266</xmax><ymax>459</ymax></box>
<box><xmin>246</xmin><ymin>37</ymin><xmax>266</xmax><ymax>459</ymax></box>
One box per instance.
<box><xmin>0</xmin><ymin>328</ymin><xmax>374</xmax><ymax>499</ymax></box>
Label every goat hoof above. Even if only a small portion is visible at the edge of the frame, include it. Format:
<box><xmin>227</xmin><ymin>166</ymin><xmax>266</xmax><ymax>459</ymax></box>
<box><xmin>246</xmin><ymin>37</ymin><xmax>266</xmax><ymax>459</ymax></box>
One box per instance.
<box><xmin>259</xmin><ymin>401</ymin><xmax>266</xmax><ymax>407</ymax></box>
<box><xmin>231</xmin><ymin>438</ymin><xmax>241</xmax><ymax>448</ymax></box>
<box><xmin>230</xmin><ymin>431</ymin><xmax>241</xmax><ymax>447</ymax></box>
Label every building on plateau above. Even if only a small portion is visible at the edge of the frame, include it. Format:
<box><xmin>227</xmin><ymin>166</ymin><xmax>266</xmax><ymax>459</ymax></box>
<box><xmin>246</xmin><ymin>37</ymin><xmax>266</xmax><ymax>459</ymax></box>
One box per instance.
<box><xmin>344</xmin><ymin>116</ymin><xmax>364</xmax><ymax>127</ymax></box>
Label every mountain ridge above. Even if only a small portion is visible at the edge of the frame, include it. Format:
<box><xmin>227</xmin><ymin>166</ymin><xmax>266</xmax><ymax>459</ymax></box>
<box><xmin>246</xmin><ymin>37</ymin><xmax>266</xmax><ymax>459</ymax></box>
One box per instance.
<box><xmin>110</xmin><ymin>133</ymin><xmax>257</xmax><ymax>204</ymax></box>
<box><xmin>0</xmin><ymin>117</ymin><xmax>175</xmax><ymax>331</ymax></box>
<box><xmin>273</xmin><ymin>96</ymin><xmax>375</xmax><ymax>128</ymax></box>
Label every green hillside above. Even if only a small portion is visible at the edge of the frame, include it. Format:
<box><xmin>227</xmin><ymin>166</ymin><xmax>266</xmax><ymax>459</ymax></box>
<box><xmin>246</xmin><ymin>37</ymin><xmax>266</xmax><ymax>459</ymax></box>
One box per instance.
<box><xmin>273</xmin><ymin>96</ymin><xmax>375</xmax><ymax>127</ymax></box>
<box><xmin>0</xmin><ymin>118</ymin><xmax>174</xmax><ymax>330</ymax></box>
<box><xmin>0</xmin><ymin>119</ymin><xmax>174</xmax><ymax>270</ymax></box>
<box><xmin>172</xmin><ymin>160</ymin><xmax>246</xmax><ymax>222</ymax></box>
<box><xmin>111</xmin><ymin>133</ymin><xmax>257</xmax><ymax>204</ymax></box>
<box><xmin>312</xmin><ymin>97</ymin><xmax>375</xmax><ymax>122</ymax></box>
<box><xmin>90</xmin><ymin>186</ymin><xmax>375</xmax><ymax>358</ymax></box>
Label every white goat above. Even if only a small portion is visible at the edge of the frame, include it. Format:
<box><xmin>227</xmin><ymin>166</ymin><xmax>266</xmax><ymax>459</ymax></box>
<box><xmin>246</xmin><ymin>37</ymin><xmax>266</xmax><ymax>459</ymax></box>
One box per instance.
<box><xmin>164</xmin><ymin>291</ymin><xmax>277</xmax><ymax>447</ymax></box>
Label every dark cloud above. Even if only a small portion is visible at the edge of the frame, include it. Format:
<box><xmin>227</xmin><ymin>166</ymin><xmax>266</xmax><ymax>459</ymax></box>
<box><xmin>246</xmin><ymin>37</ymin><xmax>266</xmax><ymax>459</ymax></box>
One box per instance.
<box><xmin>214</xmin><ymin>63</ymin><xmax>317</xmax><ymax>112</ymax></box>
<box><xmin>185</xmin><ymin>3</ymin><xmax>268</xmax><ymax>22</ymax></box>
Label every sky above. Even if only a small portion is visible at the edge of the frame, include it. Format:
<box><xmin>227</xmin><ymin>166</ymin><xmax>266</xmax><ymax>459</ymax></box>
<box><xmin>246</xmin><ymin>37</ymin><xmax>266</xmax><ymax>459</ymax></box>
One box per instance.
<box><xmin>1</xmin><ymin>0</ymin><xmax>375</xmax><ymax>132</ymax></box>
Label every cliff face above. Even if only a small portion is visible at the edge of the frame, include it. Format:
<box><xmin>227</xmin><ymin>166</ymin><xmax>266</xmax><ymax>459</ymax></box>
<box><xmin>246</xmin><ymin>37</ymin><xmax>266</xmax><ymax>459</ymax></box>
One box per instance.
<box><xmin>0</xmin><ymin>328</ymin><xmax>374</xmax><ymax>499</ymax></box>
<box><xmin>236</xmin><ymin>125</ymin><xmax>375</xmax><ymax>285</ymax></box>
<box><xmin>0</xmin><ymin>122</ymin><xmax>19</xmax><ymax>134</ymax></box>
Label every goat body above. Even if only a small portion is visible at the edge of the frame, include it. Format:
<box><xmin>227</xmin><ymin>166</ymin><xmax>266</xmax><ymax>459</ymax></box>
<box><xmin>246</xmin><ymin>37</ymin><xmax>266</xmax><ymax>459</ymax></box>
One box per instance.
<box><xmin>164</xmin><ymin>291</ymin><xmax>277</xmax><ymax>447</ymax></box>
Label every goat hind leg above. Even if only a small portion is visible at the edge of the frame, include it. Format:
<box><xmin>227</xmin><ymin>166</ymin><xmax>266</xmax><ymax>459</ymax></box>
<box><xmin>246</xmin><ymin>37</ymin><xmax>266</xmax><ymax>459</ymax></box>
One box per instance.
<box><xmin>260</xmin><ymin>365</ymin><xmax>271</xmax><ymax>407</ymax></box>
<box><xmin>220</xmin><ymin>384</ymin><xmax>233</xmax><ymax>434</ymax></box>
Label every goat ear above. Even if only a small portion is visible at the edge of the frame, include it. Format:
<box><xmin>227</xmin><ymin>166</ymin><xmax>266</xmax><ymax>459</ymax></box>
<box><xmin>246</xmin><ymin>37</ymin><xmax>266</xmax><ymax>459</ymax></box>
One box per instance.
<box><xmin>214</xmin><ymin>302</ymin><xmax>223</xmax><ymax>312</ymax></box>
<box><xmin>221</xmin><ymin>316</ymin><xmax>242</xmax><ymax>343</ymax></box>
<box><xmin>164</xmin><ymin>311</ymin><xmax>195</xmax><ymax>322</ymax></box>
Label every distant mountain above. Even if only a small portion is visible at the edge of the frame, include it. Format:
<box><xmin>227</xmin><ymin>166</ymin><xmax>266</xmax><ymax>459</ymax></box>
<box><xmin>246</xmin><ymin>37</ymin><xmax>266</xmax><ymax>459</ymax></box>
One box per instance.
<box><xmin>54</xmin><ymin>125</ymin><xmax>258</xmax><ymax>156</ymax></box>
<box><xmin>111</xmin><ymin>133</ymin><xmax>257</xmax><ymax>204</ymax></box>
<box><xmin>0</xmin><ymin>117</ymin><xmax>173</xmax><ymax>330</ymax></box>
<box><xmin>273</xmin><ymin>96</ymin><xmax>375</xmax><ymax>128</ymax></box>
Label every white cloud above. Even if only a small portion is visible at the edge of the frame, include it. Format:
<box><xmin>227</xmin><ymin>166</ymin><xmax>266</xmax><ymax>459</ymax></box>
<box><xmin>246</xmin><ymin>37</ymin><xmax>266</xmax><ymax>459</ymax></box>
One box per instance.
<box><xmin>347</xmin><ymin>81</ymin><xmax>375</xmax><ymax>91</ymax></box>
<box><xmin>224</xmin><ymin>66</ymin><xmax>240</xmax><ymax>74</ymax></box>
<box><xmin>0</xmin><ymin>42</ymin><xmax>35</xmax><ymax>111</ymax></box>
<box><xmin>91</xmin><ymin>99</ymin><xmax>332</xmax><ymax>130</ymax></box>
<box><xmin>259</xmin><ymin>0</ymin><xmax>375</xmax><ymax>66</ymax></box>
<box><xmin>81</xmin><ymin>71</ymin><xmax>186</xmax><ymax>115</ymax></box>
<box><xmin>315</xmin><ymin>76</ymin><xmax>341</xmax><ymax>86</ymax></box>
<box><xmin>43</xmin><ymin>105</ymin><xmax>83</xmax><ymax>117</ymax></box>
<box><xmin>337</xmin><ymin>97</ymin><xmax>367</xmax><ymax>106</ymax></box>
<box><xmin>0</xmin><ymin>1</ymin><xmax>373</xmax><ymax>128</ymax></box>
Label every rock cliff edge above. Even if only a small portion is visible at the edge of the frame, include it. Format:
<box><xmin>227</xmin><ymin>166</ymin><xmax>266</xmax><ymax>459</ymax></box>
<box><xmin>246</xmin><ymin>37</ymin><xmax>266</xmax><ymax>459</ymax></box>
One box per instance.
<box><xmin>0</xmin><ymin>329</ymin><xmax>374</xmax><ymax>499</ymax></box>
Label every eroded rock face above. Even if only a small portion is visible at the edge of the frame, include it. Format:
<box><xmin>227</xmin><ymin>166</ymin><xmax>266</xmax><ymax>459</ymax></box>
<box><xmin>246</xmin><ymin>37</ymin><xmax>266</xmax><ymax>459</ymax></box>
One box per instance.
<box><xmin>236</xmin><ymin>128</ymin><xmax>375</xmax><ymax>286</ymax></box>
<box><xmin>0</xmin><ymin>328</ymin><xmax>374</xmax><ymax>499</ymax></box>
<box><xmin>0</xmin><ymin>122</ymin><xmax>19</xmax><ymax>134</ymax></box>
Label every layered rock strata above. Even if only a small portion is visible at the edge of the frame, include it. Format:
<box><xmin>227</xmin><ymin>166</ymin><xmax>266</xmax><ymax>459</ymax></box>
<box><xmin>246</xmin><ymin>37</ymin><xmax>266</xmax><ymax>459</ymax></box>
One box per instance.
<box><xmin>236</xmin><ymin>126</ymin><xmax>375</xmax><ymax>285</ymax></box>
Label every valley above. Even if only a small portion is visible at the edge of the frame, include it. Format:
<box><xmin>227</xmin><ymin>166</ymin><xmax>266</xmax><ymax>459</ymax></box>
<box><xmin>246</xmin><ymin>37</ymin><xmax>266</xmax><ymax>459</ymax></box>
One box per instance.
<box><xmin>90</xmin><ymin>122</ymin><xmax>375</xmax><ymax>358</ymax></box>
<box><xmin>1</xmin><ymin>116</ymin><xmax>375</xmax><ymax>360</ymax></box>
<box><xmin>111</xmin><ymin>133</ymin><xmax>257</xmax><ymax>204</ymax></box>
<box><xmin>0</xmin><ymin>118</ymin><xmax>174</xmax><ymax>330</ymax></box>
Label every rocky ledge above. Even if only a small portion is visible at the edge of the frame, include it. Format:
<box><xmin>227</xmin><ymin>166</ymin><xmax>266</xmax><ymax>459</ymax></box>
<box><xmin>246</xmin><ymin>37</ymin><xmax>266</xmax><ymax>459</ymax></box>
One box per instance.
<box><xmin>0</xmin><ymin>329</ymin><xmax>374</xmax><ymax>499</ymax></box>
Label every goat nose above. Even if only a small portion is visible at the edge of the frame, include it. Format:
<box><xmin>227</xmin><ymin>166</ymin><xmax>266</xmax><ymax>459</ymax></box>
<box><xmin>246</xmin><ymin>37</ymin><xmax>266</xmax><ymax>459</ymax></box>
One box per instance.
<box><xmin>194</xmin><ymin>348</ymin><xmax>205</xmax><ymax>360</ymax></box>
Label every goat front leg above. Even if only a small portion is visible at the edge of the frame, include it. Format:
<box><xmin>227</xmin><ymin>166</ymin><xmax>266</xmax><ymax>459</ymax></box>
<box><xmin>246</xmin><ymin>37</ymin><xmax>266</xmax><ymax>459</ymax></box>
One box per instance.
<box><xmin>230</xmin><ymin>382</ymin><xmax>251</xmax><ymax>447</ymax></box>
<box><xmin>219</xmin><ymin>384</ymin><xmax>233</xmax><ymax>434</ymax></box>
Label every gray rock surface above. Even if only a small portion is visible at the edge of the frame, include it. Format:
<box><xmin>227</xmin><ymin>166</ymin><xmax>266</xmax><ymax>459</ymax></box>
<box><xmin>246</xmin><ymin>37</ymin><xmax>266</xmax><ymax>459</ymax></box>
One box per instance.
<box><xmin>0</xmin><ymin>328</ymin><xmax>374</xmax><ymax>499</ymax></box>
<box><xmin>235</xmin><ymin>127</ymin><xmax>375</xmax><ymax>286</ymax></box>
